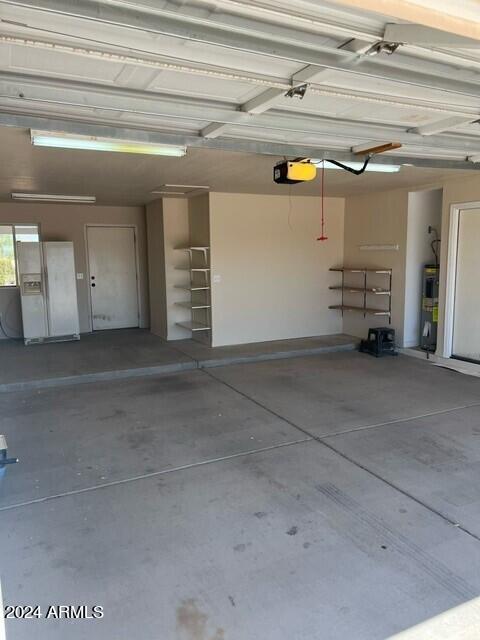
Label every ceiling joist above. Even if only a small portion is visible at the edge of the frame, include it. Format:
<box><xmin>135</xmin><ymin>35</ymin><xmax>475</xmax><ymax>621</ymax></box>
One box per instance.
<box><xmin>410</xmin><ymin>116</ymin><xmax>479</xmax><ymax>136</ymax></box>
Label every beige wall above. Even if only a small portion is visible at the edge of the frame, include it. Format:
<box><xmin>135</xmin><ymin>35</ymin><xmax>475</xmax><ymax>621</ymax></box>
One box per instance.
<box><xmin>188</xmin><ymin>193</ymin><xmax>210</xmax><ymax>247</ymax></box>
<box><xmin>209</xmin><ymin>192</ymin><xmax>344</xmax><ymax>347</ymax></box>
<box><xmin>343</xmin><ymin>189</ymin><xmax>409</xmax><ymax>343</ymax></box>
<box><xmin>146</xmin><ymin>199</ymin><xmax>167</xmax><ymax>338</ymax></box>
<box><xmin>0</xmin><ymin>202</ymin><xmax>148</xmax><ymax>337</ymax></box>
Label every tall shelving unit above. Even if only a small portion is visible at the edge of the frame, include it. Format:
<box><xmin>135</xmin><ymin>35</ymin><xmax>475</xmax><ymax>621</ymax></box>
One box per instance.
<box><xmin>174</xmin><ymin>246</ymin><xmax>212</xmax><ymax>340</ymax></box>
<box><xmin>328</xmin><ymin>267</ymin><xmax>392</xmax><ymax>321</ymax></box>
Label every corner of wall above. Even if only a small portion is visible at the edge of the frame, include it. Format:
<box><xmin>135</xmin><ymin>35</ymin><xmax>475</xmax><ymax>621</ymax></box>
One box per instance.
<box><xmin>145</xmin><ymin>199</ymin><xmax>167</xmax><ymax>339</ymax></box>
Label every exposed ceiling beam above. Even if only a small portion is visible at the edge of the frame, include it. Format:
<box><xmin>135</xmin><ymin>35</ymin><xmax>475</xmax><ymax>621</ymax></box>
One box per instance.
<box><xmin>410</xmin><ymin>116</ymin><xmax>479</xmax><ymax>136</ymax></box>
<box><xmin>205</xmin><ymin>86</ymin><xmax>288</xmax><ymax>135</ymax></box>
<box><xmin>1</xmin><ymin>112</ymin><xmax>479</xmax><ymax>171</ymax></box>
<box><xmin>292</xmin><ymin>66</ymin><xmax>327</xmax><ymax>84</ymax></box>
<box><xmin>241</xmin><ymin>88</ymin><xmax>286</xmax><ymax>116</ymax></box>
<box><xmin>201</xmin><ymin>122</ymin><xmax>232</xmax><ymax>138</ymax></box>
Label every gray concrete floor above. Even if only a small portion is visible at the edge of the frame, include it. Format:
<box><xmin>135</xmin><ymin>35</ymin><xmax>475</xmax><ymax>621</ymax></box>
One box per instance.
<box><xmin>172</xmin><ymin>333</ymin><xmax>356</xmax><ymax>366</ymax></box>
<box><xmin>1</xmin><ymin>352</ymin><xmax>480</xmax><ymax>639</ymax></box>
<box><xmin>0</xmin><ymin>330</ymin><xmax>193</xmax><ymax>389</ymax></box>
<box><xmin>0</xmin><ymin>330</ymin><xmax>356</xmax><ymax>391</ymax></box>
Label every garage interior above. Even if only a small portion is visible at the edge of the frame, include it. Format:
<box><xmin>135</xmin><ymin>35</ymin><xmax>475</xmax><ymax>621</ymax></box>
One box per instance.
<box><xmin>2</xmin><ymin>1</ymin><xmax>480</xmax><ymax>639</ymax></box>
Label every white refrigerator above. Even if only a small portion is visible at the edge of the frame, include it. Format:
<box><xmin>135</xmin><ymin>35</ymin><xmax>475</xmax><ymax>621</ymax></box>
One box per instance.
<box><xmin>17</xmin><ymin>241</ymin><xmax>80</xmax><ymax>345</ymax></box>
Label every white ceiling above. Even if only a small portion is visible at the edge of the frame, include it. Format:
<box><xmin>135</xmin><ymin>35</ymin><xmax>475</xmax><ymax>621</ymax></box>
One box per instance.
<box><xmin>0</xmin><ymin>0</ymin><xmax>480</xmax><ymax>182</ymax></box>
<box><xmin>0</xmin><ymin>127</ymin><xmax>472</xmax><ymax>204</ymax></box>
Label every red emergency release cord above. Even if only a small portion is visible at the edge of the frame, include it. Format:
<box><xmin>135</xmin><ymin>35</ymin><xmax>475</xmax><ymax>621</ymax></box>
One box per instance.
<box><xmin>317</xmin><ymin>162</ymin><xmax>328</xmax><ymax>241</ymax></box>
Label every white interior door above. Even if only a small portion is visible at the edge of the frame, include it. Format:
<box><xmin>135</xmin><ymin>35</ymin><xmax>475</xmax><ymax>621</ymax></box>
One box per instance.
<box><xmin>452</xmin><ymin>208</ymin><xmax>480</xmax><ymax>362</ymax></box>
<box><xmin>87</xmin><ymin>226</ymin><xmax>139</xmax><ymax>330</ymax></box>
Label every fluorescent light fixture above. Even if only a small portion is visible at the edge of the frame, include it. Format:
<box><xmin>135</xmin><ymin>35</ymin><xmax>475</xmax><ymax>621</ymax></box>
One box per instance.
<box><xmin>11</xmin><ymin>192</ymin><xmax>96</xmax><ymax>204</ymax></box>
<box><xmin>163</xmin><ymin>184</ymin><xmax>210</xmax><ymax>190</ymax></box>
<box><xmin>31</xmin><ymin>130</ymin><xmax>186</xmax><ymax>157</ymax></box>
<box><xmin>151</xmin><ymin>184</ymin><xmax>211</xmax><ymax>196</ymax></box>
<box><xmin>151</xmin><ymin>191</ymin><xmax>186</xmax><ymax>196</ymax></box>
<box><xmin>311</xmin><ymin>160</ymin><xmax>401</xmax><ymax>173</ymax></box>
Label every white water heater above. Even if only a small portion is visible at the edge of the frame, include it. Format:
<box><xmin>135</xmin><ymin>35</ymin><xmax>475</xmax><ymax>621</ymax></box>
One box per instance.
<box><xmin>17</xmin><ymin>241</ymin><xmax>80</xmax><ymax>345</ymax></box>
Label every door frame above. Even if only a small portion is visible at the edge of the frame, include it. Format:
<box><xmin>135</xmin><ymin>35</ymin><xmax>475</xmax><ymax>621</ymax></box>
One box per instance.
<box><xmin>443</xmin><ymin>201</ymin><xmax>480</xmax><ymax>358</ymax></box>
<box><xmin>84</xmin><ymin>224</ymin><xmax>141</xmax><ymax>332</ymax></box>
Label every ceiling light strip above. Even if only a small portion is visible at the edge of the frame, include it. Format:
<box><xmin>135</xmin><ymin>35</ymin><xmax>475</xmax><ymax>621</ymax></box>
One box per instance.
<box><xmin>30</xmin><ymin>131</ymin><xmax>186</xmax><ymax>156</ymax></box>
<box><xmin>151</xmin><ymin>191</ymin><xmax>186</xmax><ymax>195</ymax></box>
<box><xmin>163</xmin><ymin>184</ymin><xmax>210</xmax><ymax>189</ymax></box>
<box><xmin>11</xmin><ymin>192</ymin><xmax>96</xmax><ymax>203</ymax></box>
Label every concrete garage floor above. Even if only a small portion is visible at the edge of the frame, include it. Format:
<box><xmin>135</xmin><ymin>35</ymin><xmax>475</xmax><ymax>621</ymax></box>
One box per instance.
<box><xmin>0</xmin><ymin>330</ymin><xmax>356</xmax><ymax>392</ymax></box>
<box><xmin>2</xmin><ymin>352</ymin><xmax>480</xmax><ymax>639</ymax></box>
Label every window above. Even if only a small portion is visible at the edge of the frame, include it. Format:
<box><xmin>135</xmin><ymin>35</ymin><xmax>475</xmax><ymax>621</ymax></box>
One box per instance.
<box><xmin>0</xmin><ymin>224</ymin><xmax>40</xmax><ymax>287</ymax></box>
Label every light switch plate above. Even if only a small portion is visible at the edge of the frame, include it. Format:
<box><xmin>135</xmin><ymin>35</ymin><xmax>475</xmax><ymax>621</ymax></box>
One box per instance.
<box><xmin>76</xmin><ymin>273</ymin><xmax>84</xmax><ymax>280</ymax></box>
<box><xmin>212</xmin><ymin>274</ymin><xmax>221</xmax><ymax>284</ymax></box>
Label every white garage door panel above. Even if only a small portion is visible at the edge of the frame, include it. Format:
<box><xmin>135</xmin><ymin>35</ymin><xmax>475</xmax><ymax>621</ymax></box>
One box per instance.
<box><xmin>453</xmin><ymin>208</ymin><xmax>480</xmax><ymax>362</ymax></box>
<box><xmin>87</xmin><ymin>226</ymin><xmax>139</xmax><ymax>331</ymax></box>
